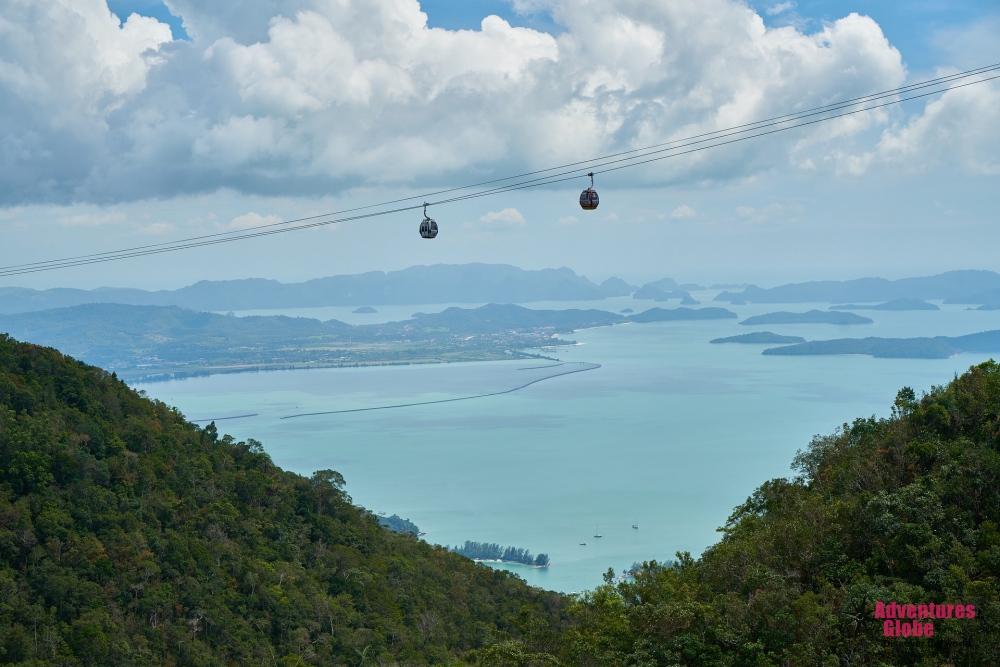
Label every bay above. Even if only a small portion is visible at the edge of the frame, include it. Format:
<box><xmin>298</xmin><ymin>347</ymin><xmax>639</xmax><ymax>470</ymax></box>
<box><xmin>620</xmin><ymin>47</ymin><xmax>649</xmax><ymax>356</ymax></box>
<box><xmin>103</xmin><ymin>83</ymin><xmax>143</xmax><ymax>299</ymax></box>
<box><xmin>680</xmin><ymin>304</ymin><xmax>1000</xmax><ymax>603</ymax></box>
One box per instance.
<box><xmin>136</xmin><ymin>294</ymin><xmax>1000</xmax><ymax>593</ymax></box>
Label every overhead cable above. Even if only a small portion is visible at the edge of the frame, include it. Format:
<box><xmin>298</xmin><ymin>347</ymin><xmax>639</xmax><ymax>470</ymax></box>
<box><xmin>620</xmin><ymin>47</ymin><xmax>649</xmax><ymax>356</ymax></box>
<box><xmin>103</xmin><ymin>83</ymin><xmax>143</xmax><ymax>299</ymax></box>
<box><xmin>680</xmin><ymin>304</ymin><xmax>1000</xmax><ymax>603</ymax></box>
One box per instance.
<box><xmin>1</xmin><ymin>64</ymin><xmax>997</xmax><ymax>277</ymax></box>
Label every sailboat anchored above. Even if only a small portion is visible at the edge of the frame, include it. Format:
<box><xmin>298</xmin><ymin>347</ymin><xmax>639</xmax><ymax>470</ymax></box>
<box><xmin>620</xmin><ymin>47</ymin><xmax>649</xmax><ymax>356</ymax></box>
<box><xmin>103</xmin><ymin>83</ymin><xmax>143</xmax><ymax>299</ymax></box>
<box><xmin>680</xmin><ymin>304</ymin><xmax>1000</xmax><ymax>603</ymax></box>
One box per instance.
<box><xmin>594</xmin><ymin>525</ymin><xmax>603</xmax><ymax>538</ymax></box>
<box><xmin>632</xmin><ymin>519</ymin><xmax>639</xmax><ymax>529</ymax></box>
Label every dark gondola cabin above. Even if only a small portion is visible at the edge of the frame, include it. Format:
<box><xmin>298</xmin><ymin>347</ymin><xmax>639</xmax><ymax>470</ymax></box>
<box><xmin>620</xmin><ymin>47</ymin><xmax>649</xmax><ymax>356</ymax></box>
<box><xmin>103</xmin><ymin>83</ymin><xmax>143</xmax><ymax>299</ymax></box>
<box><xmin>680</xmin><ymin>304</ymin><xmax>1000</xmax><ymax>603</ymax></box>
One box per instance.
<box><xmin>419</xmin><ymin>217</ymin><xmax>438</xmax><ymax>238</ymax></box>
<box><xmin>419</xmin><ymin>203</ymin><xmax>438</xmax><ymax>238</ymax></box>
<box><xmin>579</xmin><ymin>172</ymin><xmax>599</xmax><ymax>210</ymax></box>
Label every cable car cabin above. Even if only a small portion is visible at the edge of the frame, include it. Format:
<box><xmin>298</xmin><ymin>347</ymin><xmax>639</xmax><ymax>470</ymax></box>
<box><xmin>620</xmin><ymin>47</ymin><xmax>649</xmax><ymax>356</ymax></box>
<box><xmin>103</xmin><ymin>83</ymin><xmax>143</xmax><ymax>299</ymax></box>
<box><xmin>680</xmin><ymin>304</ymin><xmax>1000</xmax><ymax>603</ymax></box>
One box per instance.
<box><xmin>419</xmin><ymin>217</ymin><xmax>438</xmax><ymax>239</ymax></box>
<box><xmin>579</xmin><ymin>188</ymin><xmax>599</xmax><ymax>210</ymax></box>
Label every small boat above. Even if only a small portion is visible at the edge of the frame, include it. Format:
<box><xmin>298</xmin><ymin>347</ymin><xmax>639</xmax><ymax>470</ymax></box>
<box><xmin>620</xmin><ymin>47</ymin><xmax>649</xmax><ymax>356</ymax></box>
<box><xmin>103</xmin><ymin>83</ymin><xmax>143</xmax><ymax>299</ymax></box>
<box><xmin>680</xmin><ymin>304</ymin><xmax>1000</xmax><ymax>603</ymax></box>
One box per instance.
<box><xmin>632</xmin><ymin>520</ymin><xmax>638</xmax><ymax>530</ymax></box>
<box><xmin>579</xmin><ymin>542</ymin><xmax>587</xmax><ymax>546</ymax></box>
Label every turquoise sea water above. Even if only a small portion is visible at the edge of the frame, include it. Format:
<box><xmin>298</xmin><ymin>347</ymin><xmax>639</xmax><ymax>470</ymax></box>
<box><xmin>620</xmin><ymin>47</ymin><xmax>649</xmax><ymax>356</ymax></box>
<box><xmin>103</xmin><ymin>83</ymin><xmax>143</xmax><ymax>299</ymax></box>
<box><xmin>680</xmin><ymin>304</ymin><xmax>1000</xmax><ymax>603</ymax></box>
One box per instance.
<box><xmin>137</xmin><ymin>294</ymin><xmax>1000</xmax><ymax>593</ymax></box>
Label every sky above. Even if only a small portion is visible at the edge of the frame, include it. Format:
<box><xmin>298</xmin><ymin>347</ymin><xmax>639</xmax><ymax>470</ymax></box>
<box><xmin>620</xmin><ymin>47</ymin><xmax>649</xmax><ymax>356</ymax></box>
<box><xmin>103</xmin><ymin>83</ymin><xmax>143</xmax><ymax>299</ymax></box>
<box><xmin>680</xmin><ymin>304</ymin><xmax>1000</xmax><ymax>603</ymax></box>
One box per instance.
<box><xmin>1</xmin><ymin>0</ymin><xmax>998</xmax><ymax>290</ymax></box>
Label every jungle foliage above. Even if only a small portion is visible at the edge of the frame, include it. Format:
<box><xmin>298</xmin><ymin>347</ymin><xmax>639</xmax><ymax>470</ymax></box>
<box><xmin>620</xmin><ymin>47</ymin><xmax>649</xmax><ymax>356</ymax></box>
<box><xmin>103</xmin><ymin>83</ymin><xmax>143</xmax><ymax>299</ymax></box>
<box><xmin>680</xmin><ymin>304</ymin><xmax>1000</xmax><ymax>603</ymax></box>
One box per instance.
<box><xmin>0</xmin><ymin>334</ymin><xmax>567</xmax><ymax>666</ymax></box>
<box><xmin>567</xmin><ymin>360</ymin><xmax>1000</xmax><ymax>666</ymax></box>
<box><xmin>5</xmin><ymin>329</ymin><xmax>1000</xmax><ymax>666</ymax></box>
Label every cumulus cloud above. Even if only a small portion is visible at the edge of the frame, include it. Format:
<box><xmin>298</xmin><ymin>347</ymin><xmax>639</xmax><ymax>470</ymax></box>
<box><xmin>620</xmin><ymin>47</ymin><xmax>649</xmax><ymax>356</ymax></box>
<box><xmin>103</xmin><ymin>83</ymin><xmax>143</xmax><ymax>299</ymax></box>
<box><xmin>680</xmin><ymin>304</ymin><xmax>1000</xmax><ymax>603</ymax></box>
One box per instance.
<box><xmin>670</xmin><ymin>205</ymin><xmax>697</xmax><ymax>219</ymax></box>
<box><xmin>56</xmin><ymin>211</ymin><xmax>127</xmax><ymax>227</ymax></box>
<box><xmin>479</xmin><ymin>207</ymin><xmax>526</xmax><ymax>227</ymax></box>
<box><xmin>228</xmin><ymin>212</ymin><xmax>284</xmax><ymax>229</ymax></box>
<box><xmin>735</xmin><ymin>202</ymin><xmax>788</xmax><ymax>223</ymax></box>
<box><xmin>0</xmin><ymin>0</ymin><xmax>172</xmax><ymax>203</ymax></box>
<box><xmin>3</xmin><ymin>0</ymin><xmax>992</xmax><ymax>206</ymax></box>
<box><xmin>873</xmin><ymin>79</ymin><xmax>1000</xmax><ymax>175</ymax></box>
<box><xmin>135</xmin><ymin>221</ymin><xmax>178</xmax><ymax>235</ymax></box>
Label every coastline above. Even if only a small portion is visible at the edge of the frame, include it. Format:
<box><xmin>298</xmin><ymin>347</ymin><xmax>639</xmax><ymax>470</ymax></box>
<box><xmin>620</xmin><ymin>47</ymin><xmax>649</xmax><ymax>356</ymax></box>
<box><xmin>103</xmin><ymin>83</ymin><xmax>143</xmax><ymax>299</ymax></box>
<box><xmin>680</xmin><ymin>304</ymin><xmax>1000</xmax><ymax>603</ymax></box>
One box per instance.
<box><xmin>473</xmin><ymin>558</ymin><xmax>550</xmax><ymax>569</ymax></box>
<box><xmin>120</xmin><ymin>350</ymin><xmax>559</xmax><ymax>383</ymax></box>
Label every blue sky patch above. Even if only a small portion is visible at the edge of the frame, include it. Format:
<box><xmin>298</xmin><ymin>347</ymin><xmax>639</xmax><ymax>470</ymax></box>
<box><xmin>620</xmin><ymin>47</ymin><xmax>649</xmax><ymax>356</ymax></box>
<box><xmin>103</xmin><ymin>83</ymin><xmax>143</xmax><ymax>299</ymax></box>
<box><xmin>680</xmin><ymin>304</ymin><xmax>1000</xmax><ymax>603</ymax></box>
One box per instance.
<box><xmin>107</xmin><ymin>0</ymin><xmax>189</xmax><ymax>40</ymax></box>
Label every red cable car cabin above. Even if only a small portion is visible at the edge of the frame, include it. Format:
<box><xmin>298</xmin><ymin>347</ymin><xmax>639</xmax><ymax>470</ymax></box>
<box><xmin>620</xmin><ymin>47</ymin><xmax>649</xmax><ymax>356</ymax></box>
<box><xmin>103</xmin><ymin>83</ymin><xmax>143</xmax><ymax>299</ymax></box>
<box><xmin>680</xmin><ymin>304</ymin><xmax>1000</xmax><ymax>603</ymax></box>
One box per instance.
<box><xmin>579</xmin><ymin>172</ymin><xmax>599</xmax><ymax>210</ymax></box>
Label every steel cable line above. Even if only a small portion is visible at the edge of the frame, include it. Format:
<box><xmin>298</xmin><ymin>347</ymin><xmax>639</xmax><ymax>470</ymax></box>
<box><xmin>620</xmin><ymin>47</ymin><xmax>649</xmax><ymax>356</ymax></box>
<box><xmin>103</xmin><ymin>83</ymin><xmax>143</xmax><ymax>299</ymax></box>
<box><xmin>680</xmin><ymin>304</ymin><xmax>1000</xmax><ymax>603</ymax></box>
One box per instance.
<box><xmin>6</xmin><ymin>61</ymin><xmax>997</xmax><ymax>275</ymax></box>
<box><xmin>4</xmin><ymin>65</ymin><xmax>995</xmax><ymax>273</ymax></box>
<box><xmin>432</xmin><ymin>71</ymin><xmax>1000</xmax><ymax>202</ymax></box>
<box><xmin>0</xmin><ymin>204</ymin><xmax>427</xmax><ymax>276</ymax></box>
<box><xmin>2</xmin><ymin>65</ymin><xmax>998</xmax><ymax>276</ymax></box>
<box><xmin>4</xmin><ymin>71</ymin><xmax>997</xmax><ymax>277</ymax></box>
<box><xmin>383</xmin><ymin>70</ymin><xmax>1000</xmax><ymax>211</ymax></box>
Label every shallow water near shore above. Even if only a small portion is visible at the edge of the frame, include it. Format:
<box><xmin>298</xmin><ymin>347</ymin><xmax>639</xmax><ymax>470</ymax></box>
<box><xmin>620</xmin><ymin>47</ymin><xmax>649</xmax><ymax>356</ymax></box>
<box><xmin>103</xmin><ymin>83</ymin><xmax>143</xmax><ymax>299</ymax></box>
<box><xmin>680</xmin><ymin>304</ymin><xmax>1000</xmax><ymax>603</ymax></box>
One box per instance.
<box><xmin>137</xmin><ymin>294</ymin><xmax>1000</xmax><ymax>593</ymax></box>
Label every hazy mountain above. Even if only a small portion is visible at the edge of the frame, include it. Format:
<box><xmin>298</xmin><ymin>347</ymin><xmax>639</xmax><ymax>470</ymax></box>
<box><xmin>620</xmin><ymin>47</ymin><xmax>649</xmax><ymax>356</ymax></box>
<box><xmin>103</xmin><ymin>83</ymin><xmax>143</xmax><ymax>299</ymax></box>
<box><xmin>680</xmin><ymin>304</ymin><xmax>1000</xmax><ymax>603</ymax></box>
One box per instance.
<box><xmin>597</xmin><ymin>276</ymin><xmax>639</xmax><ymax>296</ymax></box>
<box><xmin>645</xmin><ymin>277</ymin><xmax>678</xmax><ymax>290</ymax></box>
<box><xmin>714</xmin><ymin>270</ymin><xmax>1000</xmax><ymax>304</ymax></box>
<box><xmin>632</xmin><ymin>285</ymin><xmax>697</xmax><ymax>303</ymax></box>
<box><xmin>829</xmin><ymin>298</ymin><xmax>939</xmax><ymax>310</ymax></box>
<box><xmin>947</xmin><ymin>286</ymin><xmax>1000</xmax><ymax>305</ymax></box>
<box><xmin>0</xmin><ymin>264</ymin><xmax>639</xmax><ymax>314</ymax></box>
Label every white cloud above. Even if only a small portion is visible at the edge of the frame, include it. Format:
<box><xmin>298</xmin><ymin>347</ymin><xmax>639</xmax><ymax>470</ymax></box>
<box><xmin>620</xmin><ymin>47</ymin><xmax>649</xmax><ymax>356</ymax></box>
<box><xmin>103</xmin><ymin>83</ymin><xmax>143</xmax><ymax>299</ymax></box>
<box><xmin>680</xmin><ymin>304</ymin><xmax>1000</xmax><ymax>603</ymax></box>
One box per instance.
<box><xmin>766</xmin><ymin>2</ymin><xmax>796</xmax><ymax>16</ymax></box>
<box><xmin>873</xmin><ymin>80</ymin><xmax>1000</xmax><ymax>175</ymax></box>
<box><xmin>0</xmin><ymin>0</ymin><xmax>172</xmax><ymax>204</ymax></box>
<box><xmin>6</xmin><ymin>0</ymin><xmax>995</xmax><ymax>207</ymax></box>
<box><xmin>134</xmin><ymin>221</ymin><xmax>177</xmax><ymax>235</ymax></box>
<box><xmin>56</xmin><ymin>211</ymin><xmax>127</xmax><ymax>227</ymax></box>
<box><xmin>479</xmin><ymin>208</ymin><xmax>526</xmax><ymax>227</ymax></box>
<box><xmin>557</xmin><ymin>215</ymin><xmax>579</xmax><ymax>226</ymax></box>
<box><xmin>670</xmin><ymin>205</ymin><xmax>697</xmax><ymax>219</ymax></box>
<box><xmin>734</xmin><ymin>202</ymin><xmax>790</xmax><ymax>224</ymax></box>
<box><xmin>228</xmin><ymin>212</ymin><xmax>283</xmax><ymax>230</ymax></box>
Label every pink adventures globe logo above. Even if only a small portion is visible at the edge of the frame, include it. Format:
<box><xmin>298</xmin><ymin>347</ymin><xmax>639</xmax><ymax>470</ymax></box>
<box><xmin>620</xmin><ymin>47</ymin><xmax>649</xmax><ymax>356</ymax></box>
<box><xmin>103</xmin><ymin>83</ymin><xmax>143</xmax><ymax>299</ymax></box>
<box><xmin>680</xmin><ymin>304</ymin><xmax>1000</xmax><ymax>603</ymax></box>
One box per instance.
<box><xmin>875</xmin><ymin>601</ymin><xmax>976</xmax><ymax>638</ymax></box>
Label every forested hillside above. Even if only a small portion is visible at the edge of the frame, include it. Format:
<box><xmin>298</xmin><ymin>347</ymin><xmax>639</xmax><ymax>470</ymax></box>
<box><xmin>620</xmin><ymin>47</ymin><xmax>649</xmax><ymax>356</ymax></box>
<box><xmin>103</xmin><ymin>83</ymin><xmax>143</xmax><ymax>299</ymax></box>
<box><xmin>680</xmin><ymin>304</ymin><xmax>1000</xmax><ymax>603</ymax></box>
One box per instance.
<box><xmin>568</xmin><ymin>361</ymin><xmax>1000</xmax><ymax>666</ymax></box>
<box><xmin>5</xmin><ymin>331</ymin><xmax>1000</xmax><ymax>666</ymax></box>
<box><xmin>0</xmin><ymin>335</ymin><xmax>567</xmax><ymax>666</ymax></box>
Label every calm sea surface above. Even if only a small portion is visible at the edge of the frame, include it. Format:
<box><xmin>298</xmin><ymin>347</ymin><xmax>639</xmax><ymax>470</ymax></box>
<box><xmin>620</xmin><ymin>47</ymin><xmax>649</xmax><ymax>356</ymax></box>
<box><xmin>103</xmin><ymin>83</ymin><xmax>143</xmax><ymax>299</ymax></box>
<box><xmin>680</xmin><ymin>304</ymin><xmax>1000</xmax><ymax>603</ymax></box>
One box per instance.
<box><xmin>137</xmin><ymin>294</ymin><xmax>1000</xmax><ymax>593</ymax></box>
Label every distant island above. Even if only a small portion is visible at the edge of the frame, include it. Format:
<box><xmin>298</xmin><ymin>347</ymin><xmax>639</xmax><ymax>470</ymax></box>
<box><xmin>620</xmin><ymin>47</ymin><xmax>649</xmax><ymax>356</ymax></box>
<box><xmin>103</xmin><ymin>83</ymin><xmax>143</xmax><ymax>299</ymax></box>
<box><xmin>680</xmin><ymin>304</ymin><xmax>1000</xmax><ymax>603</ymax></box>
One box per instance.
<box><xmin>632</xmin><ymin>284</ymin><xmax>698</xmax><ymax>304</ymax></box>
<box><xmin>448</xmin><ymin>541</ymin><xmax>550</xmax><ymax>567</ymax></box>
<box><xmin>829</xmin><ymin>298</ymin><xmax>938</xmax><ymax>311</ymax></box>
<box><xmin>710</xmin><ymin>332</ymin><xmax>806</xmax><ymax>344</ymax></box>
<box><xmin>619</xmin><ymin>308</ymin><xmax>634</xmax><ymax>314</ymax></box>
<box><xmin>628</xmin><ymin>307</ymin><xmax>737</xmax><ymax>323</ymax></box>
<box><xmin>713</xmin><ymin>269</ymin><xmax>1000</xmax><ymax>305</ymax></box>
<box><xmin>740</xmin><ymin>310</ymin><xmax>873</xmax><ymax>326</ymax></box>
<box><xmin>377</xmin><ymin>514</ymin><xmax>420</xmax><ymax>534</ymax></box>
<box><xmin>353</xmin><ymin>306</ymin><xmax>378</xmax><ymax>313</ymax></box>
<box><xmin>762</xmin><ymin>329</ymin><xmax>1000</xmax><ymax>358</ymax></box>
